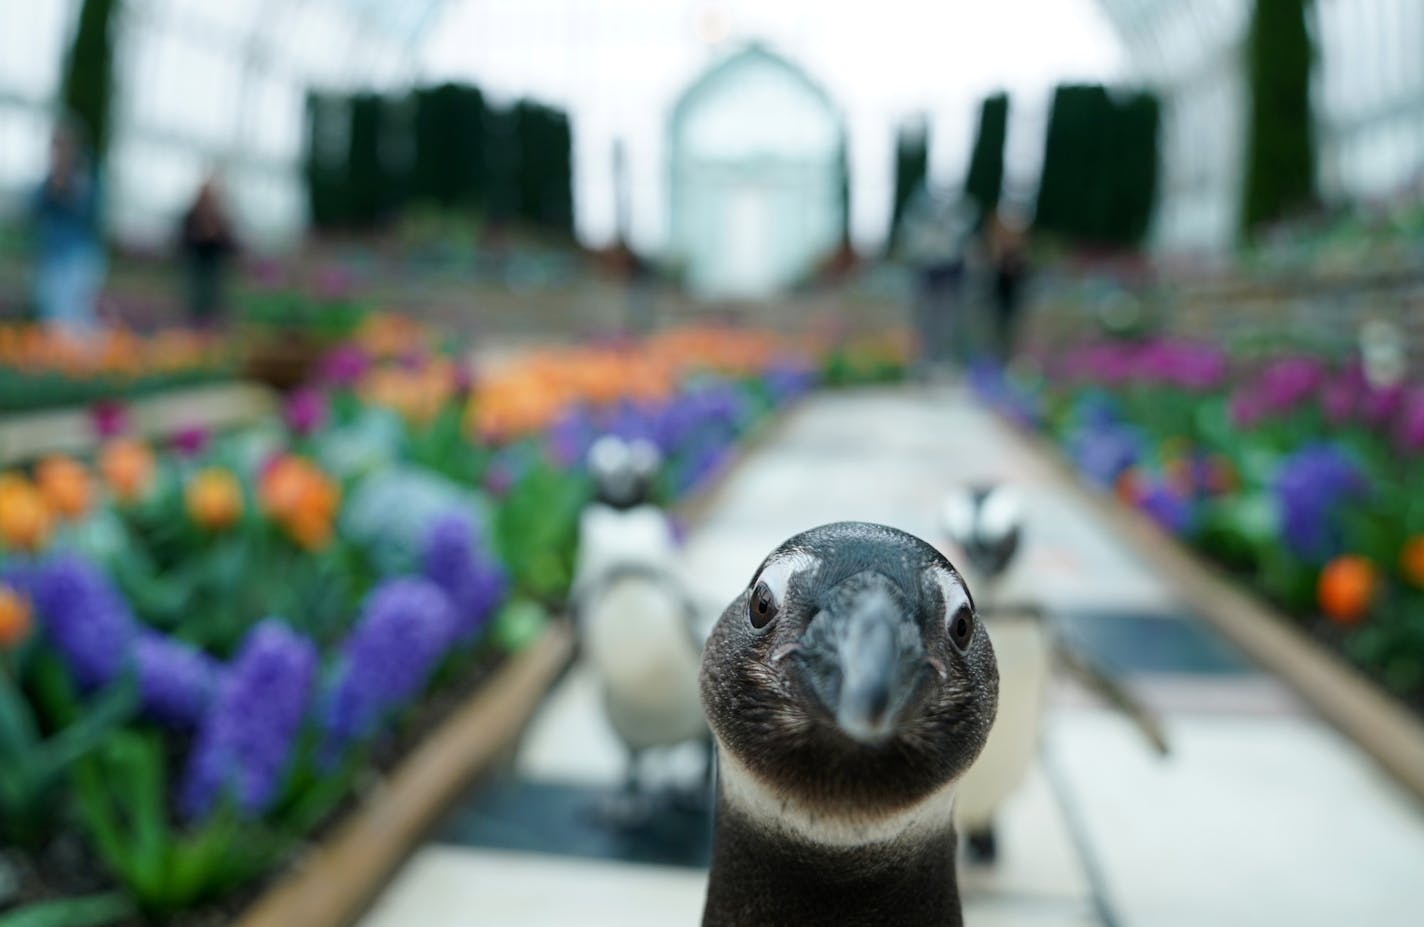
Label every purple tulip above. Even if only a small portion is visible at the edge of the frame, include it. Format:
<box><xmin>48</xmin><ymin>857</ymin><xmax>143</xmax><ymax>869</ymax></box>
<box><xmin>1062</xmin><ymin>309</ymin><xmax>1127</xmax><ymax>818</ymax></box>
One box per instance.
<box><xmin>171</xmin><ymin>424</ymin><xmax>210</xmax><ymax>458</ymax></box>
<box><xmin>180</xmin><ymin>620</ymin><xmax>317</xmax><ymax>820</ymax></box>
<box><xmin>284</xmin><ymin>387</ymin><xmax>328</xmax><ymax>437</ymax></box>
<box><xmin>89</xmin><ymin>401</ymin><xmax>128</xmax><ymax>440</ymax></box>
<box><xmin>318</xmin><ymin>344</ymin><xmax>370</xmax><ymax>387</ymax></box>
<box><xmin>1395</xmin><ymin>387</ymin><xmax>1424</xmax><ymax>453</ymax></box>
<box><xmin>1138</xmin><ymin>481</ymin><xmax>1194</xmax><ymax>536</ymax></box>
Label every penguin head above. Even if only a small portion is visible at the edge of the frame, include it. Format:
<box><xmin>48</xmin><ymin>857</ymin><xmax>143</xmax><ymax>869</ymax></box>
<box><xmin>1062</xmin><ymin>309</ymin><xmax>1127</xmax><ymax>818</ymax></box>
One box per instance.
<box><xmin>587</xmin><ymin>435</ymin><xmax>662</xmax><ymax>509</ymax></box>
<box><xmin>701</xmin><ymin>521</ymin><xmax>998</xmax><ymax>822</ymax></box>
<box><xmin>941</xmin><ymin>483</ymin><xmax>1023</xmax><ymax>582</ymax></box>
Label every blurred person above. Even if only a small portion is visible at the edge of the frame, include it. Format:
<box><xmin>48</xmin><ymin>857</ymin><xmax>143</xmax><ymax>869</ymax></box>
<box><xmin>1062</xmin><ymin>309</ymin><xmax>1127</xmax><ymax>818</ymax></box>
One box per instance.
<box><xmin>179</xmin><ymin>174</ymin><xmax>238</xmax><ymax>326</ymax></box>
<box><xmin>986</xmin><ymin>206</ymin><xmax>1029</xmax><ymax>361</ymax></box>
<box><xmin>30</xmin><ymin>120</ymin><xmax>104</xmax><ymax>331</ymax></box>
<box><xmin>900</xmin><ymin>184</ymin><xmax>976</xmax><ymax>375</ymax></box>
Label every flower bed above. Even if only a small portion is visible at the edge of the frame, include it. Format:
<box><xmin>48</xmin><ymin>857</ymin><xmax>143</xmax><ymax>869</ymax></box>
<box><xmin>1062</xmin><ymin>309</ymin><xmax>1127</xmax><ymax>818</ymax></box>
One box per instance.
<box><xmin>0</xmin><ymin>325</ymin><xmax>235</xmax><ymax>413</ymax></box>
<box><xmin>0</xmin><ymin>318</ymin><xmax>905</xmax><ymax>924</ymax></box>
<box><xmin>973</xmin><ymin>339</ymin><xmax>1424</xmax><ymax>710</ymax></box>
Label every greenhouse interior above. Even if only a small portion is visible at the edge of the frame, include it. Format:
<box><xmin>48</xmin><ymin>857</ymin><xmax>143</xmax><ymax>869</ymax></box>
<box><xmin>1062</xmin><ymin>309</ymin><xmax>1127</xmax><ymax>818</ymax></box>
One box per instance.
<box><xmin>2</xmin><ymin>0</ymin><xmax>1424</xmax><ymax>924</ymax></box>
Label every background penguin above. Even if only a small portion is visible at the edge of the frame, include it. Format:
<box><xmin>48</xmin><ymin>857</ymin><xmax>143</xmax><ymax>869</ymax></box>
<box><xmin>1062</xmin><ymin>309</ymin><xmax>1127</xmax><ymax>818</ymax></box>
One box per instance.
<box><xmin>699</xmin><ymin>521</ymin><xmax>999</xmax><ymax>927</ymax></box>
<box><xmin>572</xmin><ymin>435</ymin><xmax>710</xmax><ymax>815</ymax></box>
<box><xmin>941</xmin><ymin>484</ymin><xmax>1050</xmax><ymax>863</ymax></box>
<box><xmin>941</xmin><ymin>484</ymin><xmax>1169</xmax><ymax>863</ymax></box>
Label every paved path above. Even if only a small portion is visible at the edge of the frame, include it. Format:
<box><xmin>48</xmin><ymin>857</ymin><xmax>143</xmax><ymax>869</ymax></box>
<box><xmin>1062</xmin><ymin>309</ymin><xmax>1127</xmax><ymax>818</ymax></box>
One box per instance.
<box><xmin>363</xmin><ymin>385</ymin><xmax>1424</xmax><ymax>927</ymax></box>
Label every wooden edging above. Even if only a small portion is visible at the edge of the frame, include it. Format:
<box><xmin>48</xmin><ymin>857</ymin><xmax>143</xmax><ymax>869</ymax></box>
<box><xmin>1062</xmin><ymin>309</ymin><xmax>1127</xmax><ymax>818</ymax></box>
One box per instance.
<box><xmin>1004</xmin><ymin>421</ymin><xmax>1424</xmax><ymax>802</ymax></box>
<box><xmin>235</xmin><ymin>624</ymin><xmax>575</xmax><ymax>927</ymax></box>
<box><xmin>0</xmin><ymin>381</ymin><xmax>275</xmax><ymax>466</ymax></box>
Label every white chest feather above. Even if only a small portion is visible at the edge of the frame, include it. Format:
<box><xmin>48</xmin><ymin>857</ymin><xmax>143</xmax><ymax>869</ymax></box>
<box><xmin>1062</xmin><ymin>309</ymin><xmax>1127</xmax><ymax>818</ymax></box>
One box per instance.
<box><xmin>717</xmin><ymin>747</ymin><xmax>960</xmax><ymax>849</ymax></box>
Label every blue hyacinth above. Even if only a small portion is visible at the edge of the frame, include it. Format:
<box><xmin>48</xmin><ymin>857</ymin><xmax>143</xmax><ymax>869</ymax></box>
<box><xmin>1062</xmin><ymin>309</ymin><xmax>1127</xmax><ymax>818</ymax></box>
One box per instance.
<box><xmin>180</xmin><ymin>619</ymin><xmax>317</xmax><ymax>820</ymax></box>
<box><xmin>1273</xmin><ymin>444</ymin><xmax>1364</xmax><ymax>563</ymax></box>
<box><xmin>133</xmin><ymin>632</ymin><xmax>219</xmax><ymax>728</ymax></box>
<box><xmin>421</xmin><ymin>514</ymin><xmax>508</xmax><ymax>642</ymax></box>
<box><xmin>321</xmin><ymin>577</ymin><xmax>455</xmax><ymax>756</ymax></box>
<box><xmin>29</xmin><ymin>555</ymin><xmax>137</xmax><ymax>689</ymax></box>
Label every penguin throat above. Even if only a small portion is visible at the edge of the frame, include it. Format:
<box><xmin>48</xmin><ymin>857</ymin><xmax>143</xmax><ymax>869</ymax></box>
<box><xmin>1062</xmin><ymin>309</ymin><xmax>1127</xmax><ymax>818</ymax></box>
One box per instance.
<box><xmin>714</xmin><ymin>744</ymin><xmax>959</xmax><ymax>848</ymax></box>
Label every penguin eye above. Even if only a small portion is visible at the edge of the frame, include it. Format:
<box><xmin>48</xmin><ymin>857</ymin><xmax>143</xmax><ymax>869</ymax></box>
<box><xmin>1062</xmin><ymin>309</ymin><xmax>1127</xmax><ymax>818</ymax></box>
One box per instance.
<box><xmin>934</xmin><ymin>568</ymin><xmax>976</xmax><ymax>653</ymax></box>
<box><xmin>948</xmin><ymin>604</ymin><xmax>975</xmax><ymax>652</ymax></box>
<box><xmin>749</xmin><ymin>580</ymin><xmax>779</xmax><ymax>628</ymax></box>
<box><xmin>746</xmin><ymin>552</ymin><xmax>811</xmax><ymax>630</ymax></box>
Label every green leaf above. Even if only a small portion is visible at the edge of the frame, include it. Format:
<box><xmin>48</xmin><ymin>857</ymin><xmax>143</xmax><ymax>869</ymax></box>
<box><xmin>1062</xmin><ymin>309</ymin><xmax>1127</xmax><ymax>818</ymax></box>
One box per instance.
<box><xmin>0</xmin><ymin>893</ymin><xmax>133</xmax><ymax>927</ymax></box>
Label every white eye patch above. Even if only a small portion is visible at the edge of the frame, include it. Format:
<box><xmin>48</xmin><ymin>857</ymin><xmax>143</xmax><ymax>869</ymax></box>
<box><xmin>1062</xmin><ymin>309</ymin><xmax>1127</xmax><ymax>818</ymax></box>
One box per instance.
<box><xmin>752</xmin><ymin>550</ymin><xmax>819</xmax><ymax>603</ymax></box>
<box><xmin>932</xmin><ymin>567</ymin><xmax>972</xmax><ymax>626</ymax></box>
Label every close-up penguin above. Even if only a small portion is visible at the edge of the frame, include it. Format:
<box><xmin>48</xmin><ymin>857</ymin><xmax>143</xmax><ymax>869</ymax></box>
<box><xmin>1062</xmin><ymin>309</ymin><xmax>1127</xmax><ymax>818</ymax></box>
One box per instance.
<box><xmin>698</xmin><ymin>521</ymin><xmax>999</xmax><ymax>927</ymax></box>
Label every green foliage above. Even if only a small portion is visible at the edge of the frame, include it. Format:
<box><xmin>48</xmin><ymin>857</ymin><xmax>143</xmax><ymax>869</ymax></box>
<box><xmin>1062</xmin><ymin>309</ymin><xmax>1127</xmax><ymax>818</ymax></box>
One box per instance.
<box><xmin>512</xmin><ymin>102</ymin><xmax>575</xmax><ymax>236</ymax></box>
<box><xmin>0</xmin><ymin>660</ymin><xmax>136</xmax><ymax>846</ymax></box>
<box><xmin>71</xmin><ymin>732</ymin><xmax>286</xmax><ymax>915</ymax></box>
<box><xmin>305</xmin><ymin>93</ymin><xmax>352</xmax><ymax>227</ymax></box>
<box><xmin>964</xmin><ymin>93</ymin><xmax>1009</xmax><ymax>217</ymax></box>
<box><xmin>1035</xmin><ymin>84</ymin><xmax>1160</xmax><ymax>247</ymax></box>
<box><xmin>492</xmin><ymin>456</ymin><xmax>588</xmax><ymax>603</ymax></box>
<box><xmin>1241</xmin><ymin>0</ymin><xmax>1317</xmax><ymax>236</ymax></box>
<box><xmin>60</xmin><ymin>0</ymin><xmax>120</xmax><ymax>162</ymax></box>
<box><xmin>0</xmin><ymin>893</ymin><xmax>132</xmax><ymax>927</ymax></box>
<box><xmin>887</xmin><ymin>122</ymin><xmax>929</xmax><ymax>250</ymax></box>
<box><xmin>240</xmin><ymin>289</ymin><xmax>369</xmax><ymax>341</ymax></box>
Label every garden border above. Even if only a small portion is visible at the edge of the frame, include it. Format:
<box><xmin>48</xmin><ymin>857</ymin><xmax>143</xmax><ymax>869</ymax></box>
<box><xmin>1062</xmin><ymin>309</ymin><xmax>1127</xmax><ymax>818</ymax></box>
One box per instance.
<box><xmin>1002</xmin><ymin>418</ymin><xmax>1424</xmax><ymax>803</ymax></box>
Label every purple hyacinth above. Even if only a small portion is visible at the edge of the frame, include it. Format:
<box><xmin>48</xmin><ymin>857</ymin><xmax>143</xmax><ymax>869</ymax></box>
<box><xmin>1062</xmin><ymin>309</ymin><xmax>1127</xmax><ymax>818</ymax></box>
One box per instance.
<box><xmin>133</xmin><ymin>632</ymin><xmax>219</xmax><ymax>728</ymax></box>
<box><xmin>422</xmin><ymin>515</ymin><xmax>508</xmax><ymax>642</ymax></box>
<box><xmin>180</xmin><ymin>620</ymin><xmax>317</xmax><ymax>820</ymax></box>
<box><xmin>763</xmin><ymin>361</ymin><xmax>815</xmax><ymax>404</ymax></box>
<box><xmin>546</xmin><ymin>406</ymin><xmax>598</xmax><ymax>468</ymax></box>
<box><xmin>1069</xmin><ymin>420</ymin><xmax>1142</xmax><ymax>488</ymax></box>
<box><xmin>322</xmin><ymin>578</ymin><xmax>455</xmax><ymax>754</ymax></box>
<box><xmin>1138</xmin><ymin>482</ymin><xmax>1194</xmax><ymax>536</ymax></box>
<box><xmin>29</xmin><ymin>556</ymin><xmax>137</xmax><ymax>689</ymax></box>
<box><xmin>1272</xmin><ymin>444</ymin><xmax>1364</xmax><ymax>563</ymax></box>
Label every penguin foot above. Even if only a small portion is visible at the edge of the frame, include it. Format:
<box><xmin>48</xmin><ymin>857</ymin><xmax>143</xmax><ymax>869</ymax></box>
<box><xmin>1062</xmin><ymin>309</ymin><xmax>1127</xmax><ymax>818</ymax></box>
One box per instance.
<box><xmin>966</xmin><ymin>827</ymin><xmax>998</xmax><ymax>864</ymax></box>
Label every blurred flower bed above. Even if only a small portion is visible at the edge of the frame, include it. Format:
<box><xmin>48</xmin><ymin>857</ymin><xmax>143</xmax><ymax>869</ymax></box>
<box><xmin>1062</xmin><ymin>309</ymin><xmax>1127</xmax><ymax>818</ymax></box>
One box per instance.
<box><xmin>972</xmin><ymin>339</ymin><xmax>1424</xmax><ymax>708</ymax></box>
<box><xmin>0</xmin><ymin>315</ymin><xmax>905</xmax><ymax>923</ymax></box>
<box><xmin>0</xmin><ymin>325</ymin><xmax>235</xmax><ymax>413</ymax></box>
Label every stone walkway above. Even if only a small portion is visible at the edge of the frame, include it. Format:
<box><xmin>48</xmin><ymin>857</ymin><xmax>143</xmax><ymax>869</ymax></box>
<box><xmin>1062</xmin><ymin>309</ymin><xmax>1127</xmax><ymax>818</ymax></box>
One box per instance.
<box><xmin>362</xmin><ymin>385</ymin><xmax>1424</xmax><ymax>927</ymax></box>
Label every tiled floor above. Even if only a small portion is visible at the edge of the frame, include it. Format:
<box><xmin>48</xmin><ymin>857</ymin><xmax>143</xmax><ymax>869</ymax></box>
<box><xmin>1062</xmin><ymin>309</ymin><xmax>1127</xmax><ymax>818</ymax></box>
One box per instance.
<box><xmin>362</xmin><ymin>385</ymin><xmax>1424</xmax><ymax>927</ymax></box>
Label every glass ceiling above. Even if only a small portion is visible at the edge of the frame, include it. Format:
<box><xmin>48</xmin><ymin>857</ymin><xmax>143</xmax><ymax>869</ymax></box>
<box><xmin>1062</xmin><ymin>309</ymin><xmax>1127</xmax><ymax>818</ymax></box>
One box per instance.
<box><xmin>1</xmin><ymin>0</ymin><xmax>1421</xmax><ymax>255</ymax></box>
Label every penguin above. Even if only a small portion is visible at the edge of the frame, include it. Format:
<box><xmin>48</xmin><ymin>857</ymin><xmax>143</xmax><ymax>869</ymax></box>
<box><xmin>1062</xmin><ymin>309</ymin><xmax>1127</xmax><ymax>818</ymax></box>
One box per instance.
<box><xmin>699</xmin><ymin>522</ymin><xmax>998</xmax><ymax>927</ymax></box>
<box><xmin>572</xmin><ymin>435</ymin><xmax>709</xmax><ymax>814</ymax></box>
<box><xmin>940</xmin><ymin>484</ymin><xmax>1169</xmax><ymax>863</ymax></box>
<box><xmin>940</xmin><ymin>484</ymin><xmax>1049</xmax><ymax>863</ymax></box>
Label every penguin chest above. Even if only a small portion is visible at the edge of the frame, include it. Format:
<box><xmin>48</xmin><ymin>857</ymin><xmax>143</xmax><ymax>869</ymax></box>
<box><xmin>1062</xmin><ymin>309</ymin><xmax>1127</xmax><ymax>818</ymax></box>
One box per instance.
<box><xmin>954</xmin><ymin>612</ymin><xmax>1051</xmax><ymax>828</ymax></box>
<box><xmin>583</xmin><ymin>577</ymin><xmax>705</xmax><ymax>750</ymax></box>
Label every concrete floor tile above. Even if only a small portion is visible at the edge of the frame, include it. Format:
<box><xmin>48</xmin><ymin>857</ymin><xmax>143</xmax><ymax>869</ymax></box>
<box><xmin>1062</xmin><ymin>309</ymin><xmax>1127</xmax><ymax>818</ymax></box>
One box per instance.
<box><xmin>360</xmin><ymin>846</ymin><xmax>707</xmax><ymax>927</ymax></box>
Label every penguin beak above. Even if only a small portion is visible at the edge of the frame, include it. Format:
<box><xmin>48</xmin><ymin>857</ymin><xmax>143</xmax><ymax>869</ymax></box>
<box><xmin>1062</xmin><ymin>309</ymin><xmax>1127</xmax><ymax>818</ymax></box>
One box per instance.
<box><xmin>825</xmin><ymin>586</ymin><xmax>923</xmax><ymax>744</ymax></box>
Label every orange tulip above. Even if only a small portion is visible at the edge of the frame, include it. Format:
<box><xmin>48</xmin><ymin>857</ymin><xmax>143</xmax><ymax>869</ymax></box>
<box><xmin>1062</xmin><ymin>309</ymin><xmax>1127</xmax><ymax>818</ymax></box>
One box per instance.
<box><xmin>1400</xmin><ymin>536</ymin><xmax>1424</xmax><ymax>589</ymax></box>
<box><xmin>186</xmin><ymin>468</ymin><xmax>244</xmax><ymax>531</ymax></box>
<box><xmin>36</xmin><ymin>455</ymin><xmax>92</xmax><ymax>520</ymax></box>
<box><xmin>99</xmin><ymin>439</ymin><xmax>155</xmax><ymax>503</ymax></box>
<box><xmin>1318</xmin><ymin>556</ymin><xmax>1378</xmax><ymax>625</ymax></box>
<box><xmin>259</xmin><ymin>455</ymin><xmax>340</xmax><ymax>549</ymax></box>
<box><xmin>0</xmin><ymin>584</ymin><xmax>32</xmax><ymax>649</ymax></box>
<box><xmin>0</xmin><ymin>475</ymin><xmax>52</xmax><ymax>552</ymax></box>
